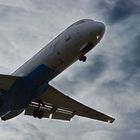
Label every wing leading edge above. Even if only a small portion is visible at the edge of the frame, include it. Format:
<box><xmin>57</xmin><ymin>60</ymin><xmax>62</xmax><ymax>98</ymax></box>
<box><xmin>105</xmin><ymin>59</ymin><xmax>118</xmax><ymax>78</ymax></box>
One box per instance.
<box><xmin>25</xmin><ymin>85</ymin><xmax>115</xmax><ymax>123</ymax></box>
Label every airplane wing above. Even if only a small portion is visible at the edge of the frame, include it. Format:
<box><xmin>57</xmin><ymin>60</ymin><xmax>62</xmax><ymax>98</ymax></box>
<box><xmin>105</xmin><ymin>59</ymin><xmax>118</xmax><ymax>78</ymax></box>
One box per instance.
<box><xmin>25</xmin><ymin>85</ymin><xmax>115</xmax><ymax>123</ymax></box>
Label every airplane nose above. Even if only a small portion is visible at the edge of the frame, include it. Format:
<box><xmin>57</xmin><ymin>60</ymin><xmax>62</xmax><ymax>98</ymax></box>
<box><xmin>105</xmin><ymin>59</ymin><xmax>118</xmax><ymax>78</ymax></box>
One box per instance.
<box><xmin>96</xmin><ymin>22</ymin><xmax>105</xmax><ymax>36</ymax></box>
<box><xmin>88</xmin><ymin>21</ymin><xmax>105</xmax><ymax>43</ymax></box>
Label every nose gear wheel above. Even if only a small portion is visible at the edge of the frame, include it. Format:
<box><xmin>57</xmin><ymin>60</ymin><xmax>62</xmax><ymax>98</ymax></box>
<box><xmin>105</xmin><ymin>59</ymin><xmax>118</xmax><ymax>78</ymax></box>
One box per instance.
<box><xmin>79</xmin><ymin>55</ymin><xmax>87</xmax><ymax>62</ymax></box>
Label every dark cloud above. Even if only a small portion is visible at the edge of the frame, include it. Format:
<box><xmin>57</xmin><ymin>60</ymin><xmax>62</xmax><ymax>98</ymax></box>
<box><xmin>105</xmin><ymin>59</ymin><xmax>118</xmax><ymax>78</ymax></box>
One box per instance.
<box><xmin>77</xmin><ymin>54</ymin><xmax>108</xmax><ymax>82</ymax></box>
<box><xmin>101</xmin><ymin>35</ymin><xmax>140</xmax><ymax>89</ymax></box>
<box><xmin>0</xmin><ymin>0</ymin><xmax>139</xmax><ymax>140</ymax></box>
<box><xmin>52</xmin><ymin>54</ymin><xmax>108</xmax><ymax>95</ymax></box>
<box><xmin>108</xmin><ymin>0</ymin><xmax>140</xmax><ymax>23</ymax></box>
<box><xmin>118</xmin><ymin>35</ymin><xmax>140</xmax><ymax>83</ymax></box>
<box><xmin>52</xmin><ymin>76</ymin><xmax>79</xmax><ymax>96</ymax></box>
<box><xmin>96</xmin><ymin>0</ymin><xmax>140</xmax><ymax>24</ymax></box>
<box><xmin>101</xmin><ymin>79</ymin><xmax>127</xmax><ymax>93</ymax></box>
<box><xmin>116</xmin><ymin>111</ymin><xmax>140</xmax><ymax>140</ymax></box>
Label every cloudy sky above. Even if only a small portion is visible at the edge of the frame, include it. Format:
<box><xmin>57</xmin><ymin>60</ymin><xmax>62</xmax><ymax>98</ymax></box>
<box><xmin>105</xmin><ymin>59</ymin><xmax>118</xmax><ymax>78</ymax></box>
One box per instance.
<box><xmin>0</xmin><ymin>0</ymin><xmax>139</xmax><ymax>140</ymax></box>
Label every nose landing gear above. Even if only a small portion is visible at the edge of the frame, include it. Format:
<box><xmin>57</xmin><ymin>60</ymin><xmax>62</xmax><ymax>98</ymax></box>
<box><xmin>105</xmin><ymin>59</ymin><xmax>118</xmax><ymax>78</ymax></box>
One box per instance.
<box><xmin>79</xmin><ymin>42</ymin><xmax>95</xmax><ymax>62</ymax></box>
<box><xmin>79</xmin><ymin>55</ymin><xmax>87</xmax><ymax>62</ymax></box>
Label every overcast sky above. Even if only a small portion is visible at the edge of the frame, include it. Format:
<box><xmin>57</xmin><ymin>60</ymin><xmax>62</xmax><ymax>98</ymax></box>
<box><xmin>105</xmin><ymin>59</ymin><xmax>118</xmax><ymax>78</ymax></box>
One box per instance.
<box><xmin>0</xmin><ymin>0</ymin><xmax>139</xmax><ymax>140</ymax></box>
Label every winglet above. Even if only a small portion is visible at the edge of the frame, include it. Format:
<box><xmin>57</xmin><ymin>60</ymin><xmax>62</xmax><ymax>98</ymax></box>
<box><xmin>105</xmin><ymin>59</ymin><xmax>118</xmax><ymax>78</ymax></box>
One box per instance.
<box><xmin>107</xmin><ymin>118</ymin><xmax>115</xmax><ymax>123</ymax></box>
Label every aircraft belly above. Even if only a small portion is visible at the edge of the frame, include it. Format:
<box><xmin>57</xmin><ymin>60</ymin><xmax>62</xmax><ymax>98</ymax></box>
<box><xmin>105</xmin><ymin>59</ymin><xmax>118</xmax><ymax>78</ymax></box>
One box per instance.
<box><xmin>4</xmin><ymin>64</ymin><xmax>59</xmax><ymax>111</ymax></box>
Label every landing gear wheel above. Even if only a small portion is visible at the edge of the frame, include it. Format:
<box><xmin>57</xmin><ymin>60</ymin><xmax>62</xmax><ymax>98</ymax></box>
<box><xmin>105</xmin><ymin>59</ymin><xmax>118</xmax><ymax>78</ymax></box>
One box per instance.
<box><xmin>33</xmin><ymin>109</ymin><xmax>38</xmax><ymax>118</ymax></box>
<box><xmin>82</xmin><ymin>56</ymin><xmax>87</xmax><ymax>62</ymax></box>
<box><xmin>38</xmin><ymin>110</ymin><xmax>44</xmax><ymax>119</ymax></box>
<box><xmin>79</xmin><ymin>55</ymin><xmax>87</xmax><ymax>62</ymax></box>
<box><xmin>33</xmin><ymin>109</ymin><xmax>44</xmax><ymax>119</ymax></box>
<box><xmin>33</xmin><ymin>100</ymin><xmax>44</xmax><ymax>119</ymax></box>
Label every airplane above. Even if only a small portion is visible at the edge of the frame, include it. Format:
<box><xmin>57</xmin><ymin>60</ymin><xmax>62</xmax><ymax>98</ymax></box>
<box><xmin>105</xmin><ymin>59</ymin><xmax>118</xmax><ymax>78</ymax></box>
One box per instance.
<box><xmin>0</xmin><ymin>19</ymin><xmax>115</xmax><ymax>123</ymax></box>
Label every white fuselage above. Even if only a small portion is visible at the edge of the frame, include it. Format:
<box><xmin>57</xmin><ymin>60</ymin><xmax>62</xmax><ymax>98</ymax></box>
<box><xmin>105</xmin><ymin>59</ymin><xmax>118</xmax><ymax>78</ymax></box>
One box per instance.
<box><xmin>0</xmin><ymin>19</ymin><xmax>105</xmax><ymax>120</ymax></box>
<box><xmin>12</xmin><ymin>19</ymin><xmax>105</xmax><ymax>79</ymax></box>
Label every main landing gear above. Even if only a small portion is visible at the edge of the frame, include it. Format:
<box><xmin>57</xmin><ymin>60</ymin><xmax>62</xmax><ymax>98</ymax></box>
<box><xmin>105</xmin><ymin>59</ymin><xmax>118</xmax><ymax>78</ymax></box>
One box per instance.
<box><xmin>79</xmin><ymin>55</ymin><xmax>87</xmax><ymax>62</ymax></box>
<box><xmin>33</xmin><ymin>101</ymin><xmax>44</xmax><ymax>119</ymax></box>
<box><xmin>33</xmin><ymin>109</ymin><xmax>44</xmax><ymax>119</ymax></box>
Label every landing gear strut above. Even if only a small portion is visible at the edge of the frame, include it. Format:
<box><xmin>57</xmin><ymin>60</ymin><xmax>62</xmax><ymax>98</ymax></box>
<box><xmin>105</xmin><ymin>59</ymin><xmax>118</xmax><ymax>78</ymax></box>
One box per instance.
<box><xmin>79</xmin><ymin>55</ymin><xmax>87</xmax><ymax>62</ymax></box>
<box><xmin>79</xmin><ymin>42</ymin><xmax>94</xmax><ymax>62</ymax></box>
<box><xmin>33</xmin><ymin>101</ymin><xmax>44</xmax><ymax>119</ymax></box>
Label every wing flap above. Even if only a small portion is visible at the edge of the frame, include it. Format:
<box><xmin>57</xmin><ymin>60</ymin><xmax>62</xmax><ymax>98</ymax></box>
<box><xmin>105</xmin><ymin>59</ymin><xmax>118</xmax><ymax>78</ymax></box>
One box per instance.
<box><xmin>52</xmin><ymin>110</ymin><xmax>72</xmax><ymax>121</ymax></box>
<box><xmin>25</xmin><ymin>102</ymin><xmax>73</xmax><ymax>121</ymax></box>
<box><xmin>25</xmin><ymin>85</ymin><xmax>115</xmax><ymax>123</ymax></box>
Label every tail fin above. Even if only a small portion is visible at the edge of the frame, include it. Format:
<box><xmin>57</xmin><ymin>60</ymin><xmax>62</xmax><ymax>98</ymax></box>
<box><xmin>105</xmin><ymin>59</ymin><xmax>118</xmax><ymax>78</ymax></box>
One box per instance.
<box><xmin>0</xmin><ymin>74</ymin><xmax>20</xmax><ymax>91</ymax></box>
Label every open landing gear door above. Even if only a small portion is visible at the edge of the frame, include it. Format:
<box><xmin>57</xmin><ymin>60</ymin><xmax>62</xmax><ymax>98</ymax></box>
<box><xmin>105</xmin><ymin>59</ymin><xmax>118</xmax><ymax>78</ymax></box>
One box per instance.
<box><xmin>24</xmin><ymin>85</ymin><xmax>115</xmax><ymax>123</ymax></box>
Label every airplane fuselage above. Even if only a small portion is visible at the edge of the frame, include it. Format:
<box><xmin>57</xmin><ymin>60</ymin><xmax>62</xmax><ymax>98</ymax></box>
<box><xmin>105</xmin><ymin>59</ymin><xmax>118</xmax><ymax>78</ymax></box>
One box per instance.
<box><xmin>0</xmin><ymin>19</ymin><xmax>105</xmax><ymax>119</ymax></box>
